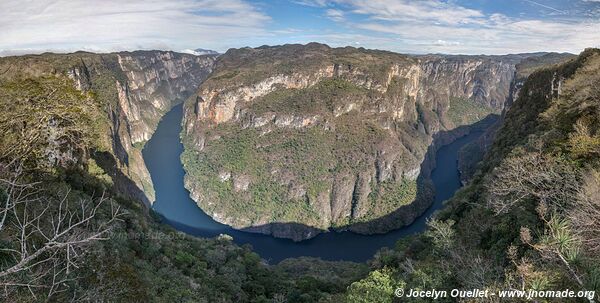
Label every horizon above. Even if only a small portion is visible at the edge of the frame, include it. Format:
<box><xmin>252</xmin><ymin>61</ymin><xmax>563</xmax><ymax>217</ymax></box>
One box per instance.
<box><xmin>0</xmin><ymin>41</ymin><xmax>583</xmax><ymax>58</ymax></box>
<box><xmin>1</xmin><ymin>0</ymin><xmax>599</xmax><ymax>57</ymax></box>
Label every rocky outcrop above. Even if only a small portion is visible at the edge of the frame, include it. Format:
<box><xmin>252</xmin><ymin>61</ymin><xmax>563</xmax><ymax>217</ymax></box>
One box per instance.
<box><xmin>4</xmin><ymin>51</ymin><xmax>216</xmax><ymax>204</ymax></box>
<box><xmin>181</xmin><ymin>43</ymin><xmax>543</xmax><ymax>240</ymax></box>
<box><xmin>115</xmin><ymin>51</ymin><xmax>216</xmax><ymax>144</ymax></box>
<box><xmin>456</xmin><ymin>52</ymin><xmax>575</xmax><ymax>183</ymax></box>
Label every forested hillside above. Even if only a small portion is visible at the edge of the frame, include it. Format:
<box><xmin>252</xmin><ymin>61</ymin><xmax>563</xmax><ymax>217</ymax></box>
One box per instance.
<box><xmin>342</xmin><ymin>49</ymin><xmax>600</xmax><ymax>302</ymax></box>
<box><xmin>0</xmin><ymin>52</ymin><xmax>368</xmax><ymax>302</ymax></box>
<box><xmin>0</xmin><ymin>47</ymin><xmax>596</xmax><ymax>302</ymax></box>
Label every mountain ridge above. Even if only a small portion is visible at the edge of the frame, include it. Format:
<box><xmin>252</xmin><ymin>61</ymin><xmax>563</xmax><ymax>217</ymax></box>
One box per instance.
<box><xmin>180</xmin><ymin>43</ymin><xmax>574</xmax><ymax>240</ymax></box>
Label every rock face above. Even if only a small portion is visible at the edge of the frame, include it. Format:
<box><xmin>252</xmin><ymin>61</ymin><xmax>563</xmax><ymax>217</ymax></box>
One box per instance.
<box><xmin>181</xmin><ymin>43</ymin><xmax>538</xmax><ymax>240</ymax></box>
<box><xmin>108</xmin><ymin>51</ymin><xmax>215</xmax><ymax>201</ymax></box>
<box><xmin>115</xmin><ymin>51</ymin><xmax>216</xmax><ymax>144</ymax></box>
<box><xmin>456</xmin><ymin>52</ymin><xmax>576</xmax><ymax>183</ymax></box>
<box><xmin>0</xmin><ymin>51</ymin><xmax>216</xmax><ymax>204</ymax></box>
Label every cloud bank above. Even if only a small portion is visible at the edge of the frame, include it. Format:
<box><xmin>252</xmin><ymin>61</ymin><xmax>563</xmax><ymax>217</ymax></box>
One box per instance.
<box><xmin>300</xmin><ymin>0</ymin><xmax>600</xmax><ymax>54</ymax></box>
<box><xmin>0</xmin><ymin>0</ymin><xmax>599</xmax><ymax>56</ymax></box>
<box><xmin>0</xmin><ymin>0</ymin><xmax>269</xmax><ymax>55</ymax></box>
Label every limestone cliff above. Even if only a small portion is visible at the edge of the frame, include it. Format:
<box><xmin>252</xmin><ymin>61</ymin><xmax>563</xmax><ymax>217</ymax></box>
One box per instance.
<box><xmin>109</xmin><ymin>51</ymin><xmax>215</xmax><ymax>201</ymax></box>
<box><xmin>181</xmin><ymin>43</ymin><xmax>533</xmax><ymax>240</ymax></box>
<box><xmin>0</xmin><ymin>51</ymin><xmax>216</xmax><ymax>204</ymax></box>
<box><xmin>456</xmin><ymin>52</ymin><xmax>575</xmax><ymax>183</ymax></box>
<box><xmin>115</xmin><ymin>51</ymin><xmax>215</xmax><ymax>144</ymax></box>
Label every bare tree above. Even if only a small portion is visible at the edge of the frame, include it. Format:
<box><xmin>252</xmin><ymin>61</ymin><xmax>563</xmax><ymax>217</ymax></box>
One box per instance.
<box><xmin>0</xmin><ymin>165</ymin><xmax>121</xmax><ymax>301</ymax></box>
<box><xmin>569</xmin><ymin>169</ymin><xmax>600</xmax><ymax>255</ymax></box>
<box><xmin>486</xmin><ymin>151</ymin><xmax>579</xmax><ymax>215</ymax></box>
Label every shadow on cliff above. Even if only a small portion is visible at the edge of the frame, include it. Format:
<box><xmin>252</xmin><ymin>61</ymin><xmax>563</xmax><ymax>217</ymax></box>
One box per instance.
<box><xmin>236</xmin><ymin>114</ymin><xmax>499</xmax><ymax>241</ymax></box>
<box><xmin>344</xmin><ymin>114</ymin><xmax>499</xmax><ymax>235</ymax></box>
<box><xmin>92</xmin><ymin>150</ymin><xmax>152</xmax><ymax>208</ymax></box>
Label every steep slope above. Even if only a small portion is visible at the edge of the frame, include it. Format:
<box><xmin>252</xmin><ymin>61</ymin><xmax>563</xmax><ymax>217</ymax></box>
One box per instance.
<box><xmin>343</xmin><ymin>49</ymin><xmax>600</xmax><ymax>302</ymax></box>
<box><xmin>0</xmin><ymin>51</ymin><xmax>216</xmax><ymax>203</ymax></box>
<box><xmin>457</xmin><ymin>52</ymin><xmax>576</xmax><ymax>182</ymax></box>
<box><xmin>181</xmin><ymin>43</ymin><xmax>531</xmax><ymax>240</ymax></box>
<box><xmin>0</xmin><ymin>50</ymin><xmax>370</xmax><ymax>302</ymax></box>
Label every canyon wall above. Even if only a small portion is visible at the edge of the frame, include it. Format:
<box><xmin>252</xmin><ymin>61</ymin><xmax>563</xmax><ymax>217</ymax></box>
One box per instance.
<box><xmin>181</xmin><ymin>43</ymin><xmax>530</xmax><ymax>240</ymax></box>
<box><xmin>456</xmin><ymin>52</ymin><xmax>576</xmax><ymax>183</ymax></box>
<box><xmin>0</xmin><ymin>51</ymin><xmax>216</xmax><ymax>204</ymax></box>
<box><xmin>108</xmin><ymin>51</ymin><xmax>215</xmax><ymax>202</ymax></box>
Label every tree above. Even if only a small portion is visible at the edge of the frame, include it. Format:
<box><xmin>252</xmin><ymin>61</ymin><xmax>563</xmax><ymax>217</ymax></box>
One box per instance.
<box><xmin>486</xmin><ymin>151</ymin><xmax>578</xmax><ymax>215</ymax></box>
<box><xmin>0</xmin><ymin>165</ymin><xmax>120</xmax><ymax>300</ymax></box>
<box><xmin>569</xmin><ymin>169</ymin><xmax>600</xmax><ymax>255</ymax></box>
<box><xmin>346</xmin><ymin>268</ymin><xmax>401</xmax><ymax>303</ymax></box>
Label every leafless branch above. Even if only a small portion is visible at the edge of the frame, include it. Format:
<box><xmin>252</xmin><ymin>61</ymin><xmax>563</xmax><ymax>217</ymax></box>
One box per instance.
<box><xmin>0</xmin><ymin>166</ymin><xmax>121</xmax><ymax>300</ymax></box>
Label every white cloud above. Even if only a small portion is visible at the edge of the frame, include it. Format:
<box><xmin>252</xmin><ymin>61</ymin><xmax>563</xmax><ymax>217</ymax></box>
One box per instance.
<box><xmin>432</xmin><ymin>40</ymin><xmax>461</xmax><ymax>46</ymax></box>
<box><xmin>325</xmin><ymin>9</ymin><xmax>345</xmax><ymax>22</ymax></box>
<box><xmin>293</xmin><ymin>0</ymin><xmax>330</xmax><ymax>7</ymax></box>
<box><xmin>0</xmin><ymin>0</ymin><xmax>270</xmax><ymax>55</ymax></box>
<box><xmin>1</xmin><ymin>0</ymin><xmax>598</xmax><ymax>56</ymax></box>
<box><xmin>316</xmin><ymin>0</ymin><xmax>600</xmax><ymax>54</ymax></box>
<box><xmin>342</xmin><ymin>0</ymin><xmax>484</xmax><ymax>25</ymax></box>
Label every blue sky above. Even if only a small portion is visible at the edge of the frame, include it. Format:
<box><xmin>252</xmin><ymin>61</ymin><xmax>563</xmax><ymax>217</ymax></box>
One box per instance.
<box><xmin>1</xmin><ymin>0</ymin><xmax>599</xmax><ymax>56</ymax></box>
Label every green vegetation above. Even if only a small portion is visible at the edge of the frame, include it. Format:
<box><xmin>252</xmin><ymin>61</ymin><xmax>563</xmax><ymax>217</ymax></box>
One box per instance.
<box><xmin>345</xmin><ymin>268</ymin><xmax>402</xmax><ymax>303</ymax></box>
<box><xmin>515</xmin><ymin>52</ymin><xmax>577</xmax><ymax>79</ymax></box>
<box><xmin>344</xmin><ymin>49</ymin><xmax>600</xmax><ymax>302</ymax></box>
<box><xmin>205</xmin><ymin>43</ymin><xmax>414</xmax><ymax>89</ymax></box>
<box><xmin>182</xmin><ymin>99</ymin><xmax>412</xmax><ymax>228</ymax></box>
<box><xmin>1</xmin><ymin>163</ymin><xmax>369</xmax><ymax>302</ymax></box>
<box><xmin>183</xmin><ymin>77</ymin><xmax>408</xmax><ymax>228</ymax></box>
<box><xmin>362</xmin><ymin>180</ymin><xmax>417</xmax><ymax>222</ymax></box>
<box><xmin>0</xmin><ymin>76</ymin><xmax>109</xmax><ymax>168</ymax></box>
<box><xmin>0</xmin><ymin>53</ymin><xmax>369</xmax><ymax>302</ymax></box>
<box><xmin>446</xmin><ymin>96</ymin><xmax>494</xmax><ymax>127</ymax></box>
<box><xmin>182</xmin><ymin>125</ymin><xmax>326</xmax><ymax>226</ymax></box>
<box><xmin>0</xmin><ymin>52</ymin><xmax>158</xmax><ymax>200</ymax></box>
<box><xmin>249</xmin><ymin>78</ymin><xmax>369</xmax><ymax>115</ymax></box>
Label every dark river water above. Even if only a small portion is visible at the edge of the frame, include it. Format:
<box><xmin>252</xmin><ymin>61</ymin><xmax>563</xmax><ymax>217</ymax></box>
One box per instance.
<box><xmin>143</xmin><ymin>104</ymin><xmax>483</xmax><ymax>263</ymax></box>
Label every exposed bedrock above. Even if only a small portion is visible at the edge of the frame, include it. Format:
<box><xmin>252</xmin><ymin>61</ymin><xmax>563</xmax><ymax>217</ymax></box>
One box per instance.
<box><xmin>1</xmin><ymin>51</ymin><xmax>216</xmax><ymax>204</ymax></box>
<box><xmin>180</xmin><ymin>43</ymin><xmax>542</xmax><ymax>240</ymax></box>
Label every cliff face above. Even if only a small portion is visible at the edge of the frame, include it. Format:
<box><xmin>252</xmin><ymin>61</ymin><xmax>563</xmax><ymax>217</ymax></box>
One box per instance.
<box><xmin>181</xmin><ymin>43</ymin><xmax>529</xmax><ymax>240</ymax></box>
<box><xmin>115</xmin><ymin>51</ymin><xmax>215</xmax><ymax>144</ymax></box>
<box><xmin>0</xmin><ymin>51</ymin><xmax>216</xmax><ymax>204</ymax></box>
<box><xmin>109</xmin><ymin>51</ymin><xmax>215</xmax><ymax>201</ymax></box>
<box><xmin>456</xmin><ymin>52</ymin><xmax>576</xmax><ymax>183</ymax></box>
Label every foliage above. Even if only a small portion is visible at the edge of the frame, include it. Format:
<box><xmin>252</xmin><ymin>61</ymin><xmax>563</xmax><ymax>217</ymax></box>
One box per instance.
<box><xmin>181</xmin><ymin>88</ymin><xmax>416</xmax><ymax>227</ymax></box>
<box><xmin>0</xmin><ymin>76</ymin><xmax>108</xmax><ymax>168</ymax></box>
<box><xmin>446</xmin><ymin>97</ymin><xmax>494</xmax><ymax>127</ymax></box>
<box><xmin>249</xmin><ymin>78</ymin><xmax>369</xmax><ymax>115</ymax></box>
<box><xmin>345</xmin><ymin>268</ymin><xmax>402</xmax><ymax>303</ymax></box>
<box><xmin>347</xmin><ymin>48</ymin><xmax>600</xmax><ymax>300</ymax></box>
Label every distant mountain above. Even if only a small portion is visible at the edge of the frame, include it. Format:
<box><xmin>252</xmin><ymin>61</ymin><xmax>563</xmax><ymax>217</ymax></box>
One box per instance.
<box><xmin>181</xmin><ymin>48</ymin><xmax>220</xmax><ymax>56</ymax></box>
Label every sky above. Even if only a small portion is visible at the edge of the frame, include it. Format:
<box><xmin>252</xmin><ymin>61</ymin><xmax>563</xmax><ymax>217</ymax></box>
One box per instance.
<box><xmin>0</xmin><ymin>0</ymin><xmax>599</xmax><ymax>56</ymax></box>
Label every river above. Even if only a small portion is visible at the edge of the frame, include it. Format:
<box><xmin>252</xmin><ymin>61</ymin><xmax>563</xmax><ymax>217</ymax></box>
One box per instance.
<box><xmin>143</xmin><ymin>103</ymin><xmax>483</xmax><ymax>263</ymax></box>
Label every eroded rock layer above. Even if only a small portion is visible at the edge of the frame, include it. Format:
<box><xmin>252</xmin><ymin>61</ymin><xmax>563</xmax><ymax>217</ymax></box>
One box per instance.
<box><xmin>0</xmin><ymin>51</ymin><xmax>216</xmax><ymax>203</ymax></box>
<box><xmin>181</xmin><ymin>43</ymin><xmax>539</xmax><ymax>240</ymax></box>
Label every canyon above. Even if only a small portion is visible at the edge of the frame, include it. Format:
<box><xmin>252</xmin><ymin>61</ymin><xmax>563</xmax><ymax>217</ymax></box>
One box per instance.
<box><xmin>180</xmin><ymin>43</ymin><xmax>570</xmax><ymax>240</ymax></box>
<box><xmin>1</xmin><ymin>44</ymin><xmax>593</xmax><ymax>302</ymax></box>
<box><xmin>0</xmin><ymin>44</ymin><xmax>571</xmax><ymax>241</ymax></box>
<box><xmin>0</xmin><ymin>50</ymin><xmax>216</xmax><ymax>204</ymax></box>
